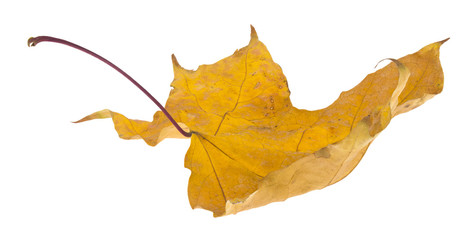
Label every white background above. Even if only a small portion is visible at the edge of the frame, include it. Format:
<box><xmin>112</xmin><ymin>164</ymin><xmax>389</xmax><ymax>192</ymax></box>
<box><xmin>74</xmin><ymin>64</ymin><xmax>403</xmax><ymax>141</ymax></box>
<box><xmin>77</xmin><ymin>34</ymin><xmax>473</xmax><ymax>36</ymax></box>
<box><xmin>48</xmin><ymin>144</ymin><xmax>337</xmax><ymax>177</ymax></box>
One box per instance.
<box><xmin>1</xmin><ymin>0</ymin><xmax>473</xmax><ymax>239</ymax></box>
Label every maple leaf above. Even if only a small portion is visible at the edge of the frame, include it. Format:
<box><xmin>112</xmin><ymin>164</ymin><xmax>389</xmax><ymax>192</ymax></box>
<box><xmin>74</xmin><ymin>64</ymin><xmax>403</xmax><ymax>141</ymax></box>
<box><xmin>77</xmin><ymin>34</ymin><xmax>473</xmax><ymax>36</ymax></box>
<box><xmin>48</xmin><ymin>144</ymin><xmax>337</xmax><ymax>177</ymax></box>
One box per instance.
<box><xmin>30</xmin><ymin>26</ymin><xmax>447</xmax><ymax>217</ymax></box>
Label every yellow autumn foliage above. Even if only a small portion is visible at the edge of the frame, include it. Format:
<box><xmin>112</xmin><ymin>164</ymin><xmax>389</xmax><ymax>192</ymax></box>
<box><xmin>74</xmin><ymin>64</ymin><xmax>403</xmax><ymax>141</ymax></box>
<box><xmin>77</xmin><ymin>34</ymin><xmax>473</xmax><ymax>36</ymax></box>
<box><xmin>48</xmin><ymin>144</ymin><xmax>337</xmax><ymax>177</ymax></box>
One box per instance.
<box><xmin>76</xmin><ymin>26</ymin><xmax>446</xmax><ymax>216</ymax></box>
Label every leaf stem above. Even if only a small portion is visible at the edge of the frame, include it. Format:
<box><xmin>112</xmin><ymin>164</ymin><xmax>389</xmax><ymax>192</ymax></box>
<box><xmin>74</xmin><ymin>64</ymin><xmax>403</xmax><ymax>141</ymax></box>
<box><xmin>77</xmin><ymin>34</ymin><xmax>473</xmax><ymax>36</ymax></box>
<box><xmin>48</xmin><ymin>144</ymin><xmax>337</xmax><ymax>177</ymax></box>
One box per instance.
<box><xmin>28</xmin><ymin>36</ymin><xmax>192</xmax><ymax>138</ymax></box>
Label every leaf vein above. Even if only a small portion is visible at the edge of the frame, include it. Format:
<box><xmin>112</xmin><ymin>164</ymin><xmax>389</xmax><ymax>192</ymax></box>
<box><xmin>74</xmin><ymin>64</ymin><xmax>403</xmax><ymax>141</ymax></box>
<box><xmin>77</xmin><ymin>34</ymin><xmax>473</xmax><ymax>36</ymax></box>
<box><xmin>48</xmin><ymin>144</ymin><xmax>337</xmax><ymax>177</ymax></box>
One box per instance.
<box><xmin>197</xmin><ymin>135</ymin><xmax>227</xmax><ymax>203</ymax></box>
<box><xmin>214</xmin><ymin>48</ymin><xmax>249</xmax><ymax>135</ymax></box>
<box><xmin>400</xmin><ymin>63</ymin><xmax>428</xmax><ymax>104</ymax></box>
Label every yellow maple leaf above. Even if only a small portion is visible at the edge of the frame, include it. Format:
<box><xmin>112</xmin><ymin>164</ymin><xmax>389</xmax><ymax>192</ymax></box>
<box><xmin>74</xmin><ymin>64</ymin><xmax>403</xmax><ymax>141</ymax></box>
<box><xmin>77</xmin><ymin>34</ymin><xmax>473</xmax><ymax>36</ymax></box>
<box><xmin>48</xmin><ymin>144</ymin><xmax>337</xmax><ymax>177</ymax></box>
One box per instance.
<box><xmin>30</xmin><ymin>26</ymin><xmax>447</xmax><ymax>217</ymax></box>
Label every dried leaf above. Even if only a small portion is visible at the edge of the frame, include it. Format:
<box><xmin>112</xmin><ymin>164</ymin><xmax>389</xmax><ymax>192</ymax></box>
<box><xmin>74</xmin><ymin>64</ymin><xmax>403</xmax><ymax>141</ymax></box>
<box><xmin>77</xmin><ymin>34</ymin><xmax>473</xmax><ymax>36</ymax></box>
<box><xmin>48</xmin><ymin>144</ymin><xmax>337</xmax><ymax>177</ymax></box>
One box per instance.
<box><xmin>77</xmin><ymin>26</ymin><xmax>446</xmax><ymax>216</ymax></box>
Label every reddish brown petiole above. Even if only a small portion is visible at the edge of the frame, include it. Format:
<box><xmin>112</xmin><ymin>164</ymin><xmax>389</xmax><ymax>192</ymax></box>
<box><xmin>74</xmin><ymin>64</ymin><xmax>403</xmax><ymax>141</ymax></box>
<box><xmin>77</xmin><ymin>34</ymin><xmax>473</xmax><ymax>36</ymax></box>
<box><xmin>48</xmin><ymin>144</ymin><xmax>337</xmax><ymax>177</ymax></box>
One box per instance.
<box><xmin>28</xmin><ymin>36</ymin><xmax>192</xmax><ymax>138</ymax></box>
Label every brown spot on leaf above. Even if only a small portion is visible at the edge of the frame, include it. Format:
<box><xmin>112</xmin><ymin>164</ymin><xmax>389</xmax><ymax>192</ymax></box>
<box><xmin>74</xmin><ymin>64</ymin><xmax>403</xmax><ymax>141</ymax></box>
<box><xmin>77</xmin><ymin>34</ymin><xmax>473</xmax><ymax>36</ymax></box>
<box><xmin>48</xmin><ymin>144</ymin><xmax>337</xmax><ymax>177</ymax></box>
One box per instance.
<box><xmin>314</xmin><ymin>147</ymin><xmax>331</xmax><ymax>158</ymax></box>
<box><xmin>254</xmin><ymin>82</ymin><xmax>261</xmax><ymax>89</ymax></box>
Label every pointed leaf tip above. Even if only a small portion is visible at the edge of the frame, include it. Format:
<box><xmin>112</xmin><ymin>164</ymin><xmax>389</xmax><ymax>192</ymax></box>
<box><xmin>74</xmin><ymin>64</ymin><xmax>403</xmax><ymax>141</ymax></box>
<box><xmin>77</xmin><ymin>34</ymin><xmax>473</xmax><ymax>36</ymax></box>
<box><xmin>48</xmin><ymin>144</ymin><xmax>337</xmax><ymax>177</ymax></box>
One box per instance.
<box><xmin>250</xmin><ymin>25</ymin><xmax>258</xmax><ymax>41</ymax></box>
<box><xmin>171</xmin><ymin>54</ymin><xmax>182</xmax><ymax>68</ymax></box>
<box><xmin>439</xmin><ymin>37</ymin><xmax>450</xmax><ymax>45</ymax></box>
<box><xmin>72</xmin><ymin>109</ymin><xmax>113</xmax><ymax>123</ymax></box>
<box><xmin>418</xmin><ymin>37</ymin><xmax>449</xmax><ymax>55</ymax></box>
